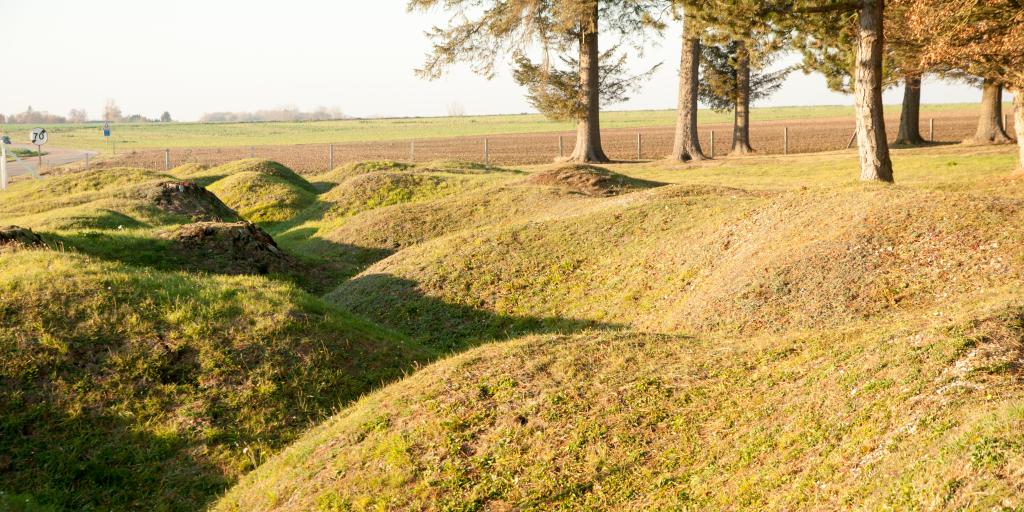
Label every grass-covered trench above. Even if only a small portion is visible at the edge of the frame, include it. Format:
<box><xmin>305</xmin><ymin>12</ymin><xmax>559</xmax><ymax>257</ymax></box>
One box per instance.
<box><xmin>2</xmin><ymin>144</ymin><xmax>1024</xmax><ymax>510</ymax></box>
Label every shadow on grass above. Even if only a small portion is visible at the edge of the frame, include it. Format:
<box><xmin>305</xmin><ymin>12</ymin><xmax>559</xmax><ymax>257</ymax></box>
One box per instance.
<box><xmin>47</xmin><ymin>220</ymin><xmax>391</xmax><ymax>295</ymax></box>
<box><xmin>0</xmin><ymin>399</ymin><xmax>227</xmax><ymax>511</ymax></box>
<box><xmin>329</xmin><ymin>273</ymin><xmax>625</xmax><ymax>352</ymax></box>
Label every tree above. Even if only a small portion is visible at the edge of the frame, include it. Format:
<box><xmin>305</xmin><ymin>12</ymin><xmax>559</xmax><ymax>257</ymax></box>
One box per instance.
<box><xmin>446</xmin><ymin>102</ymin><xmax>466</xmax><ymax>117</ymax></box>
<box><xmin>895</xmin><ymin>0</ymin><xmax>1024</xmax><ymax>170</ymax></box>
<box><xmin>160</xmin><ymin>111</ymin><xmax>172</xmax><ymax>123</ymax></box>
<box><xmin>973</xmin><ymin>79</ymin><xmax>1012</xmax><ymax>144</ymax></box>
<box><xmin>512</xmin><ymin>49</ymin><xmax>659</xmax><ymax>122</ymax></box>
<box><xmin>893</xmin><ymin>75</ymin><xmax>925</xmax><ymax>145</ymax></box>
<box><xmin>68</xmin><ymin>109</ymin><xmax>89</xmax><ymax>123</ymax></box>
<box><xmin>695</xmin><ymin>0</ymin><xmax>894</xmax><ymax>181</ymax></box>
<box><xmin>697</xmin><ymin>40</ymin><xmax>792</xmax><ymax>154</ymax></box>
<box><xmin>104</xmin><ymin>100</ymin><xmax>123</xmax><ymax>122</ymax></box>
<box><xmin>671</xmin><ymin>3</ymin><xmax>706</xmax><ymax>162</ymax></box>
<box><xmin>693</xmin><ymin>1</ymin><xmax>789</xmax><ymax>156</ymax></box>
<box><xmin>409</xmin><ymin>0</ymin><xmax>664</xmax><ymax>163</ymax></box>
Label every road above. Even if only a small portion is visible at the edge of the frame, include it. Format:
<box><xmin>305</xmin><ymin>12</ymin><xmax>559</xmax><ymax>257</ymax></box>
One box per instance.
<box><xmin>4</xmin><ymin>144</ymin><xmax>98</xmax><ymax>176</ymax></box>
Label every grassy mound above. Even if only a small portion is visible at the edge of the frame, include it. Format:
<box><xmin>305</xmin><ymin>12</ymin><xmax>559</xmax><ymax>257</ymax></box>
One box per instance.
<box><xmin>320</xmin><ymin>182</ymin><xmax>607</xmax><ymax>253</ymax></box>
<box><xmin>204</xmin><ymin>159</ymin><xmax>317</xmax><ymax>193</ymax></box>
<box><xmin>181</xmin><ymin>160</ymin><xmax>317</xmax><ymax>224</ymax></box>
<box><xmin>207</xmin><ymin>172</ymin><xmax>317</xmax><ymax>224</ymax></box>
<box><xmin>160</xmin><ymin>221</ymin><xmax>294</xmax><ymax>275</ymax></box>
<box><xmin>321</xmin><ymin>170</ymin><xmax>498</xmax><ymax>219</ymax></box>
<box><xmin>326</xmin><ymin>185</ymin><xmax>1024</xmax><ymax>343</ymax></box>
<box><xmin>0</xmin><ymin>249</ymin><xmax>429</xmax><ymax>511</ymax></box>
<box><xmin>0</xmin><ymin>168</ymin><xmax>171</xmax><ymax>220</ymax></box>
<box><xmin>320</xmin><ymin>160</ymin><xmax>413</xmax><ymax>183</ymax></box>
<box><xmin>215</xmin><ymin>302</ymin><xmax>1024</xmax><ymax>510</ymax></box>
<box><xmin>0</xmin><ymin>168</ymin><xmax>244</xmax><ymax>229</ymax></box>
<box><xmin>524</xmin><ymin>164</ymin><xmax>663</xmax><ymax>196</ymax></box>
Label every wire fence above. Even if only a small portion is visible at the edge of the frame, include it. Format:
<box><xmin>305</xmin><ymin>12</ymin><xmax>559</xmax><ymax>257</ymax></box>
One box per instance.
<box><xmin>91</xmin><ymin>112</ymin><xmax>1008</xmax><ymax>175</ymax></box>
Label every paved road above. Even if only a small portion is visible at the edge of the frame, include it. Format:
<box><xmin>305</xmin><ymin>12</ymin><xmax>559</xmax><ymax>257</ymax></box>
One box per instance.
<box><xmin>4</xmin><ymin>144</ymin><xmax>98</xmax><ymax>176</ymax></box>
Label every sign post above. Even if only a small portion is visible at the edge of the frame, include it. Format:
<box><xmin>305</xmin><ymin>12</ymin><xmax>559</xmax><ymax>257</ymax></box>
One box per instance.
<box><xmin>30</xmin><ymin>128</ymin><xmax>48</xmax><ymax>171</ymax></box>
<box><xmin>103</xmin><ymin>121</ymin><xmax>111</xmax><ymax>154</ymax></box>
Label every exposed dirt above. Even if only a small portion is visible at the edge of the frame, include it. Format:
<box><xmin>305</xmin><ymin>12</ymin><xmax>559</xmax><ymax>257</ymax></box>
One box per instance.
<box><xmin>525</xmin><ymin>165</ymin><xmax>660</xmax><ymax>196</ymax></box>
<box><xmin>140</xmin><ymin>181</ymin><xmax>240</xmax><ymax>222</ymax></box>
<box><xmin>93</xmin><ymin>111</ymin><xmax>993</xmax><ymax>173</ymax></box>
<box><xmin>161</xmin><ymin>221</ymin><xmax>293</xmax><ymax>275</ymax></box>
<box><xmin>0</xmin><ymin>226</ymin><xmax>45</xmax><ymax>248</ymax></box>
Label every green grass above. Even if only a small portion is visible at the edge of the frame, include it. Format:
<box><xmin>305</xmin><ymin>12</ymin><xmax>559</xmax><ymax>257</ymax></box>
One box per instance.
<box><xmin>0</xmin><ymin>103</ymin><xmax>996</xmax><ymax>152</ymax></box>
<box><xmin>4</xmin><ymin>144</ymin><xmax>1024</xmax><ymax>511</ymax></box>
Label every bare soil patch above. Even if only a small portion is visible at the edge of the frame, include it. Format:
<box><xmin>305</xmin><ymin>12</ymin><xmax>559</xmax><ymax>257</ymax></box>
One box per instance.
<box><xmin>161</xmin><ymin>221</ymin><xmax>293</xmax><ymax>275</ymax></box>
<box><xmin>140</xmin><ymin>181</ymin><xmax>240</xmax><ymax>222</ymax></box>
<box><xmin>0</xmin><ymin>226</ymin><xmax>45</xmax><ymax>248</ymax></box>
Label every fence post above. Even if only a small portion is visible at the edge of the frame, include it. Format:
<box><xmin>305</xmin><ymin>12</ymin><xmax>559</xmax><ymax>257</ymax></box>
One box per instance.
<box><xmin>783</xmin><ymin>126</ymin><xmax>789</xmax><ymax>155</ymax></box>
<box><xmin>410</xmin><ymin>140</ymin><xmax>415</xmax><ymax>162</ymax></box>
<box><xmin>84</xmin><ymin>152</ymin><xmax>89</xmax><ymax>169</ymax></box>
<box><xmin>709</xmin><ymin>130</ymin><xmax>715</xmax><ymax>159</ymax></box>
<box><xmin>164</xmin><ymin>149</ymin><xmax>170</xmax><ymax>171</ymax></box>
<box><xmin>558</xmin><ymin>135</ymin><xmax>564</xmax><ymax>158</ymax></box>
<box><xmin>929</xmin><ymin>118</ymin><xmax>934</xmax><ymax>142</ymax></box>
<box><xmin>483</xmin><ymin>138</ymin><xmax>489</xmax><ymax>167</ymax></box>
<box><xmin>636</xmin><ymin>133</ymin><xmax>642</xmax><ymax>160</ymax></box>
<box><xmin>250</xmin><ymin>146</ymin><xmax>255</xmax><ymax>158</ymax></box>
<box><xmin>328</xmin><ymin>144</ymin><xmax>334</xmax><ymax>170</ymax></box>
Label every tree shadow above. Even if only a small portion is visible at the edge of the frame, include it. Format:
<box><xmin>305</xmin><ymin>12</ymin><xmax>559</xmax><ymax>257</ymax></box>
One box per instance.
<box><xmin>329</xmin><ymin>273</ymin><xmax>624</xmax><ymax>352</ymax></box>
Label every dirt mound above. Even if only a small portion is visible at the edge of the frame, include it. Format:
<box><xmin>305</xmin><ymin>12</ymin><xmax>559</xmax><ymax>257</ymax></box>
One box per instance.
<box><xmin>0</xmin><ymin>226</ymin><xmax>45</xmax><ymax>248</ymax></box>
<box><xmin>162</xmin><ymin>221</ymin><xmax>293</xmax><ymax>275</ymax></box>
<box><xmin>140</xmin><ymin>181</ymin><xmax>240</xmax><ymax>222</ymax></box>
<box><xmin>525</xmin><ymin>165</ymin><xmax>661</xmax><ymax>196</ymax></box>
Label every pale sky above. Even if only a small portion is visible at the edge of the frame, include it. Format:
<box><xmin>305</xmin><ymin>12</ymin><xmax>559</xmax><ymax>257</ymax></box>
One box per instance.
<box><xmin>3</xmin><ymin>0</ymin><xmax>981</xmax><ymax>122</ymax></box>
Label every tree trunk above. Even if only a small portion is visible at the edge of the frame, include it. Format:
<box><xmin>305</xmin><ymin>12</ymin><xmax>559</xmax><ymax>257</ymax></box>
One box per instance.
<box><xmin>731</xmin><ymin>41</ymin><xmax>754</xmax><ymax>155</ymax></box>
<box><xmin>568</xmin><ymin>3</ymin><xmax>609</xmax><ymax>163</ymax></box>
<box><xmin>853</xmin><ymin>0</ymin><xmax>894</xmax><ymax>182</ymax></box>
<box><xmin>671</xmin><ymin>13</ymin><xmax>705</xmax><ymax>162</ymax></box>
<box><xmin>894</xmin><ymin>74</ymin><xmax>925</xmax><ymax>146</ymax></box>
<box><xmin>974</xmin><ymin>79</ymin><xmax>1013</xmax><ymax>144</ymax></box>
<box><xmin>1012</xmin><ymin>88</ymin><xmax>1024</xmax><ymax>172</ymax></box>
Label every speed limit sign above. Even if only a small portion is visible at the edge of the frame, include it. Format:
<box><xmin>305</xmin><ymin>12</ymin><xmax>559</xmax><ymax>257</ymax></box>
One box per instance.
<box><xmin>30</xmin><ymin>127</ymin><xmax>48</xmax><ymax>146</ymax></box>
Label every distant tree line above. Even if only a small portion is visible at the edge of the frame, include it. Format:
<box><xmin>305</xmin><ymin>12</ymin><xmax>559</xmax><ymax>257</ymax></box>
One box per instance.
<box><xmin>0</xmin><ymin>100</ymin><xmax>173</xmax><ymax>124</ymax></box>
<box><xmin>199</xmin><ymin>107</ymin><xmax>348</xmax><ymax>123</ymax></box>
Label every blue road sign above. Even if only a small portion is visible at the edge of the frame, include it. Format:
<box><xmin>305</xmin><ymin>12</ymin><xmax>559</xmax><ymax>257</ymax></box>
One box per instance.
<box><xmin>103</xmin><ymin>121</ymin><xmax>111</xmax><ymax>137</ymax></box>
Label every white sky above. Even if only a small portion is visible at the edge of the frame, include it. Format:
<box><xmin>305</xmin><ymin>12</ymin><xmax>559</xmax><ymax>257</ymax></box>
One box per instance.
<box><xmin>3</xmin><ymin>0</ymin><xmax>981</xmax><ymax>122</ymax></box>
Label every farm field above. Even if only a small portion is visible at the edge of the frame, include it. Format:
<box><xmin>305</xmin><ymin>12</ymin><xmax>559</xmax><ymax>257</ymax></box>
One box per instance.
<box><xmin>72</xmin><ymin>105</ymin><xmax>1013</xmax><ymax>174</ymax></box>
<box><xmin>0</xmin><ymin>103</ymin><xmax>1002</xmax><ymax>152</ymax></box>
<box><xmin>3</xmin><ymin>143</ymin><xmax>1024</xmax><ymax>510</ymax></box>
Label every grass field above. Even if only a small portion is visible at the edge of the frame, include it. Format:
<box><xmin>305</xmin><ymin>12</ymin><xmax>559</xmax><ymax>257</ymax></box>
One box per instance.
<box><xmin>3</xmin><ymin>143</ymin><xmax>1024</xmax><ymax>510</ymax></box>
<box><xmin>0</xmin><ymin>103</ymin><xmax>1001</xmax><ymax>153</ymax></box>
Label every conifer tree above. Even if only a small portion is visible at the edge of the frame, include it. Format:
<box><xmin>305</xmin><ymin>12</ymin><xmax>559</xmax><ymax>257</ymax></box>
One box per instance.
<box><xmin>697</xmin><ymin>40</ymin><xmax>792</xmax><ymax>154</ymax></box>
<box><xmin>409</xmin><ymin>0</ymin><xmax>664</xmax><ymax>163</ymax></box>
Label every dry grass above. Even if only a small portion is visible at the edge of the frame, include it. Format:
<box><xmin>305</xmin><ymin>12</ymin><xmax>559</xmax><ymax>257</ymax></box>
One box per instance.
<box><xmin>4</xmin><ymin>144</ymin><xmax>1024</xmax><ymax>511</ymax></box>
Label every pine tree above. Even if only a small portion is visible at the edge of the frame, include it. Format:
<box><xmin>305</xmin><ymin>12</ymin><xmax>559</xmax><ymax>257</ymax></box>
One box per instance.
<box><xmin>409</xmin><ymin>0</ymin><xmax>664</xmax><ymax>163</ymax></box>
<box><xmin>697</xmin><ymin>40</ymin><xmax>792</xmax><ymax>154</ymax></box>
<box><xmin>670</xmin><ymin>2</ymin><xmax>706</xmax><ymax>162</ymax></box>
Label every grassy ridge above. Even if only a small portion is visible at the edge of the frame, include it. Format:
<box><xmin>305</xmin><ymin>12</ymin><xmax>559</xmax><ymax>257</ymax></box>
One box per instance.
<box><xmin>215</xmin><ymin>311</ymin><xmax>1024</xmax><ymax>511</ymax></box>
<box><xmin>4</xmin><ymin>144</ymin><xmax>1024</xmax><ymax>510</ymax></box>
<box><xmin>0</xmin><ymin>161</ymin><xmax>441</xmax><ymax>511</ymax></box>
<box><xmin>217</xmin><ymin>145</ymin><xmax>1024</xmax><ymax>510</ymax></box>
<box><xmin>0</xmin><ymin>103</ymin><xmax>993</xmax><ymax>152</ymax></box>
